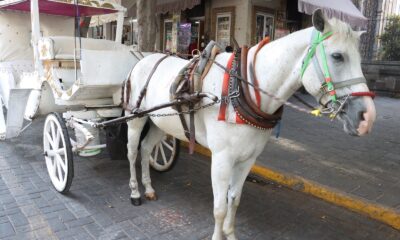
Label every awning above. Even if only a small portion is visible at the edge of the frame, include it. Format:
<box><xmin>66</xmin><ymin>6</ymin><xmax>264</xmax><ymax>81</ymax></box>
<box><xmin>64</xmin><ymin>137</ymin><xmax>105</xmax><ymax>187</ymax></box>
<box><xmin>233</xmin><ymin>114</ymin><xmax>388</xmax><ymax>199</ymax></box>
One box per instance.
<box><xmin>89</xmin><ymin>0</ymin><xmax>123</xmax><ymax>27</ymax></box>
<box><xmin>156</xmin><ymin>0</ymin><xmax>200</xmax><ymax>14</ymax></box>
<box><xmin>0</xmin><ymin>0</ymin><xmax>120</xmax><ymax>16</ymax></box>
<box><xmin>298</xmin><ymin>0</ymin><xmax>368</xmax><ymax>29</ymax></box>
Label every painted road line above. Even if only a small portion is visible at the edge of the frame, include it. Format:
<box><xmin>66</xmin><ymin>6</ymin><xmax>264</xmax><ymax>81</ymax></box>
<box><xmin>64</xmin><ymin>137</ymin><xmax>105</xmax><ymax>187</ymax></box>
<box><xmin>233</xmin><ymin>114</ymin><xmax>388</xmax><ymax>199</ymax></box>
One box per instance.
<box><xmin>182</xmin><ymin>142</ymin><xmax>400</xmax><ymax>230</ymax></box>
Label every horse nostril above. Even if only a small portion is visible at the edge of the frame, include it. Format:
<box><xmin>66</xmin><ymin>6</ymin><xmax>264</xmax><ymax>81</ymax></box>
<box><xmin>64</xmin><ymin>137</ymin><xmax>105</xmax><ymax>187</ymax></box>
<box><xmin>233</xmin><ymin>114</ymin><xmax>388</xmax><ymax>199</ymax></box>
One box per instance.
<box><xmin>359</xmin><ymin>111</ymin><xmax>365</xmax><ymax>121</ymax></box>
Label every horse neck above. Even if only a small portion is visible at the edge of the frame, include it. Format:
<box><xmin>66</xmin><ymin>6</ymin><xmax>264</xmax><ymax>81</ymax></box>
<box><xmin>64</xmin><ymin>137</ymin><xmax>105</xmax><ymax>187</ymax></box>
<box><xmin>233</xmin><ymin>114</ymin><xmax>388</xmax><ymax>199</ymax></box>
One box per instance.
<box><xmin>249</xmin><ymin>27</ymin><xmax>314</xmax><ymax>114</ymax></box>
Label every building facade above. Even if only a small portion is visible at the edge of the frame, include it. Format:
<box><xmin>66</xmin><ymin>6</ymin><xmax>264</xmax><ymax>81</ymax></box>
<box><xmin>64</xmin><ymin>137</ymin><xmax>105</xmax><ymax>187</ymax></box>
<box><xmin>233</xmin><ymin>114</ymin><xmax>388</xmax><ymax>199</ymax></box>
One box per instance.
<box><xmin>152</xmin><ymin>0</ymin><xmax>310</xmax><ymax>55</ymax></box>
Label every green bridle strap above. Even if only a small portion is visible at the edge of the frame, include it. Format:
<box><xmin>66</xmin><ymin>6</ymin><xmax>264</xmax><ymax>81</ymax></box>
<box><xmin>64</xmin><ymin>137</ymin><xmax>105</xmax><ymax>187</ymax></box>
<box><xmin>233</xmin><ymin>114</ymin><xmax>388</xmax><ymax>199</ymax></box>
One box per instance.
<box><xmin>300</xmin><ymin>30</ymin><xmax>336</xmax><ymax>102</ymax></box>
<box><xmin>300</xmin><ymin>31</ymin><xmax>333</xmax><ymax>78</ymax></box>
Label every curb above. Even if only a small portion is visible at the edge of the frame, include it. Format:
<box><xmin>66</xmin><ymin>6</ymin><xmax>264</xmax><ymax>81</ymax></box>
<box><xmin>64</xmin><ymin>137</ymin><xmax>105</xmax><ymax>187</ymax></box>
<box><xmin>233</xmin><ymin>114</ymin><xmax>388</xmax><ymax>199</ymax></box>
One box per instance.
<box><xmin>182</xmin><ymin>142</ymin><xmax>400</xmax><ymax>230</ymax></box>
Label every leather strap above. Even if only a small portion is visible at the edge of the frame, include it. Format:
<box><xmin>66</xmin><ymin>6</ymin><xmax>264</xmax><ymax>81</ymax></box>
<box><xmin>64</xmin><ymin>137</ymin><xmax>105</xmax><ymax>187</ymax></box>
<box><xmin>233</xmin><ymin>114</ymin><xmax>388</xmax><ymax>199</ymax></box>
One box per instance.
<box><xmin>245</xmin><ymin>44</ymin><xmax>282</xmax><ymax>122</ymax></box>
<box><xmin>251</xmin><ymin>37</ymin><xmax>270</xmax><ymax>107</ymax></box>
<box><xmin>135</xmin><ymin>55</ymin><xmax>169</xmax><ymax>110</ymax></box>
<box><xmin>218</xmin><ymin>53</ymin><xmax>235</xmax><ymax>120</ymax></box>
<box><xmin>229</xmin><ymin>49</ymin><xmax>283</xmax><ymax>130</ymax></box>
<box><xmin>333</xmin><ymin>77</ymin><xmax>366</xmax><ymax>89</ymax></box>
<box><xmin>188</xmin><ymin>62</ymin><xmax>198</xmax><ymax>154</ymax></box>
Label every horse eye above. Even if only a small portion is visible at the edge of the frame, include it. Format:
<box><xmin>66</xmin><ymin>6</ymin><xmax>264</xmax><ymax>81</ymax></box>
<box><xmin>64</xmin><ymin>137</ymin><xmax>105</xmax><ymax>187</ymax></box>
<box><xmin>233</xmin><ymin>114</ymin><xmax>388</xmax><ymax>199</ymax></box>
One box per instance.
<box><xmin>331</xmin><ymin>53</ymin><xmax>344</xmax><ymax>62</ymax></box>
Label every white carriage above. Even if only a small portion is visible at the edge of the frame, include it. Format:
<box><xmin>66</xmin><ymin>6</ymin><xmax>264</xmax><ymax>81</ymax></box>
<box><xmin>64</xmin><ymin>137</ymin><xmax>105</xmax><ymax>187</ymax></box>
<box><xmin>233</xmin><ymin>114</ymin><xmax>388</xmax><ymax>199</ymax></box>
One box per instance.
<box><xmin>0</xmin><ymin>0</ymin><xmax>180</xmax><ymax>193</ymax></box>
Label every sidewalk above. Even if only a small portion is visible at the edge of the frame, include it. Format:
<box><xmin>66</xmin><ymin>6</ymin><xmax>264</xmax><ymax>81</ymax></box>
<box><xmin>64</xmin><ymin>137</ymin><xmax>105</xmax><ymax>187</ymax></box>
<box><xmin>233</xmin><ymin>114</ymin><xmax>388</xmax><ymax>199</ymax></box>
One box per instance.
<box><xmin>257</xmin><ymin>95</ymin><xmax>400</xmax><ymax>210</ymax></box>
<box><xmin>1</xmin><ymin>118</ymin><xmax>399</xmax><ymax>239</ymax></box>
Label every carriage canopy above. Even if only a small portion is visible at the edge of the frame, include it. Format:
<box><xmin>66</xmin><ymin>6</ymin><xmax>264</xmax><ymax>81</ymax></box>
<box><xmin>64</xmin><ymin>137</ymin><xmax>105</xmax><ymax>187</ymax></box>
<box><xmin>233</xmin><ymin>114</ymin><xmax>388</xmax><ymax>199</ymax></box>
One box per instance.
<box><xmin>0</xmin><ymin>0</ymin><xmax>119</xmax><ymax>16</ymax></box>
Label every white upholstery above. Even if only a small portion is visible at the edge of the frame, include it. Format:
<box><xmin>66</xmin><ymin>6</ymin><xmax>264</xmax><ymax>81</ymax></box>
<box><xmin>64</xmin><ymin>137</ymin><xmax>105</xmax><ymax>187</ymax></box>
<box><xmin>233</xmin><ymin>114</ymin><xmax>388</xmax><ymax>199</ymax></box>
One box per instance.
<box><xmin>0</xmin><ymin>61</ymin><xmax>35</xmax><ymax>108</ymax></box>
<box><xmin>80</xmin><ymin>49</ymin><xmax>136</xmax><ymax>86</ymax></box>
<box><xmin>39</xmin><ymin>37</ymin><xmax>132</xmax><ymax>60</ymax></box>
<box><xmin>0</xmin><ymin>11</ymin><xmax>74</xmax><ymax>62</ymax></box>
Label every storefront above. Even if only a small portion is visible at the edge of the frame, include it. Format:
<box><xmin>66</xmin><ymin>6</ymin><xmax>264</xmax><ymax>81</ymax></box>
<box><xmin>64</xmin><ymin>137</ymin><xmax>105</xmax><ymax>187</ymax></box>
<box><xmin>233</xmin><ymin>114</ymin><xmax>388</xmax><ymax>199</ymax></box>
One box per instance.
<box><xmin>90</xmin><ymin>0</ymin><xmax>305</xmax><ymax>52</ymax></box>
<box><xmin>210</xmin><ymin>0</ymin><xmax>291</xmax><ymax>47</ymax></box>
<box><xmin>155</xmin><ymin>0</ymin><xmax>300</xmax><ymax>54</ymax></box>
<box><xmin>157</xmin><ymin>0</ymin><xmax>205</xmax><ymax>54</ymax></box>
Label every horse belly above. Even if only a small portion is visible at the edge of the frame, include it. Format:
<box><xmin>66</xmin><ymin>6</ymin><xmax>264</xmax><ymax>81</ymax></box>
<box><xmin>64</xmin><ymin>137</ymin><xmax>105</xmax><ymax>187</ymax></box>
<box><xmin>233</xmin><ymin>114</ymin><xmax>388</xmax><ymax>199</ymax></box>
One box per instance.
<box><xmin>144</xmin><ymin>57</ymin><xmax>190</xmax><ymax>141</ymax></box>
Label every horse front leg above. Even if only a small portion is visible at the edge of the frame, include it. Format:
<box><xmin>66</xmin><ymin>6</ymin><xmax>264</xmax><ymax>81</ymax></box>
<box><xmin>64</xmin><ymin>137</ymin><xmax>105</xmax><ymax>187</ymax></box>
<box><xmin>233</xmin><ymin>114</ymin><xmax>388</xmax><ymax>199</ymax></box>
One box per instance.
<box><xmin>223</xmin><ymin>158</ymin><xmax>257</xmax><ymax>240</ymax></box>
<box><xmin>127</xmin><ymin>118</ymin><xmax>148</xmax><ymax>206</ymax></box>
<box><xmin>211</xmin><ymin>151</ymin><xmax>235</xmax><ymax>240</ymax></box>
<box><xmin>140</xmin><ymin>122</ymin><xmax>164</xmax><ymax>200</ymax></box>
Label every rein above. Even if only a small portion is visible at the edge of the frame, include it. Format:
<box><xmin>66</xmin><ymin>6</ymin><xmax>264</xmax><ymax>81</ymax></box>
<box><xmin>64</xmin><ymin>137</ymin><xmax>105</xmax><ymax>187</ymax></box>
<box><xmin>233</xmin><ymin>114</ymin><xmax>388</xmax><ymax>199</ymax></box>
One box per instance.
<box><xmin>210</xmin><ymin>29</ymin><xmax>376</xmax><ymax>120</ymax></box>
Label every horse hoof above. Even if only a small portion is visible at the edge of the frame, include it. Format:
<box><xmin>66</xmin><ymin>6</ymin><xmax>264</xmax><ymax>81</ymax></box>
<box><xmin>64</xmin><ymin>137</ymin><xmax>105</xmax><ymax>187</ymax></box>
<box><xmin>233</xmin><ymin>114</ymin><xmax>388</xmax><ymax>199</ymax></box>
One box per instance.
<box><xmin>145</xmin><ymin>192</ymin><xmax>157</xmax><ymax>201</ymax></box>
<box><xmin>130</xmin><ymin>197</ymin><xmax>142</xmax><ymax>206</ymax></box>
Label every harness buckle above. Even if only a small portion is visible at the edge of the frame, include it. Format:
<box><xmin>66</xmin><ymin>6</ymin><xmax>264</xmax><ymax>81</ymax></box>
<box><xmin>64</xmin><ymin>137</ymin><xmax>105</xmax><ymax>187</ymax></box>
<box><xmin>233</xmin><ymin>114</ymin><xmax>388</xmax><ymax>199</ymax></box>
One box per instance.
<box><xmin>329</xmin><ymin>94</ymin><xmax>350</xmax><ymax>120</ymax></box>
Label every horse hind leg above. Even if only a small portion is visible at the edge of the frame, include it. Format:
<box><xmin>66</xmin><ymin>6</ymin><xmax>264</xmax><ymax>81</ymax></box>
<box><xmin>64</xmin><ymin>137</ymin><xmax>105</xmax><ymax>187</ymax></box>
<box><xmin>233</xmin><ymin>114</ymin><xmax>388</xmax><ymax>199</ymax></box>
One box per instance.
<box><xmin>223</xmin><ymin>158</ymin><xmax>257</xmax><ymax>240</ymax></box>
<box><xmin>139</xmin><ymin>122</ymin><xmax>164</xmax><ymax>201</ymax></box>
<box><xmin>127</xmin><ymin>117</ymin><xmax>148</xmax><ymax>206</ymax></box>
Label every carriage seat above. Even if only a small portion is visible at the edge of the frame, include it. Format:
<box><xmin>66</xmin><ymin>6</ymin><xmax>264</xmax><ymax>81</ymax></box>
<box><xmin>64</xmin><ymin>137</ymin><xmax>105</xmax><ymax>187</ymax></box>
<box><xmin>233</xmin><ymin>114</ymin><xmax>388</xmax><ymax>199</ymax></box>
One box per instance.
<box><xmin>37</xmin><ymin>37</ymin><xmax>139</xmax><ymax>102</ymax></box>
<box><xmin>38</xmin><ymin>36</ymin><xmax>132</xmax><ymax>60</ymax></box>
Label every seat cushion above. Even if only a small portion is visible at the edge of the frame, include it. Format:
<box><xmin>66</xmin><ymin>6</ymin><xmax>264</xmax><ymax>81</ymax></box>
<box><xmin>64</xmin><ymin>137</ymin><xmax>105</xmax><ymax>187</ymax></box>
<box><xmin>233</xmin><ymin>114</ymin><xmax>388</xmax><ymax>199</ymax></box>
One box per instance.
<box><xmin>39</xmin><ymin>36</ymin><xmax>132</xmax><ymax>60</ymax></box>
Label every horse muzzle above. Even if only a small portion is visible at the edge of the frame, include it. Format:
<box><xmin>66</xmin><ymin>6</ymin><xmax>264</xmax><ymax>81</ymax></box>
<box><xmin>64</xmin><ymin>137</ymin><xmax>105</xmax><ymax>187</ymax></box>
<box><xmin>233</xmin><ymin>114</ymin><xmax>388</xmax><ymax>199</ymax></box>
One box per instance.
<box><xmin>338</xmin><ymin>96</ymin><xmax>376</xmax><ymax>136</ymax></box>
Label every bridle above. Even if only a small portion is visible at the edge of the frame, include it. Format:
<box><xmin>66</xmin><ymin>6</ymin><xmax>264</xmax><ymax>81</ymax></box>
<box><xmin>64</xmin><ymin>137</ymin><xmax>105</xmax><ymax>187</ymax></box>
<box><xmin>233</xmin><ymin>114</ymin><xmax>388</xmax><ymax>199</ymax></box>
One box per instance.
<box><xmin>300</xmin><ymin>29</ymin><xmax>375</xmax><ymax>119</ymax></box>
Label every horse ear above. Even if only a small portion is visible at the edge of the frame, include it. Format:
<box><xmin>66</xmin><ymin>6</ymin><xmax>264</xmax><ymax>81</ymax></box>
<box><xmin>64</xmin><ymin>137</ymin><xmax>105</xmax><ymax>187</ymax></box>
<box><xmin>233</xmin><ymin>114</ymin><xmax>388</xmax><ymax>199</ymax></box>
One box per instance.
<box><xmin>312</xmin><ymin>9</ymin><xmax>326</xmax><ymax>32</ymax></box>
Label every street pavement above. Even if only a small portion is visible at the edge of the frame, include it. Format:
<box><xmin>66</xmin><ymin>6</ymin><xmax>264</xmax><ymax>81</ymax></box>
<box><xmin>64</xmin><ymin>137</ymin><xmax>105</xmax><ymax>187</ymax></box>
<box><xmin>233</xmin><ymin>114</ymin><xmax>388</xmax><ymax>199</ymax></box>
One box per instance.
<box><xmin>1</xmin><ymin>114</ymin><xmax>400</xmax><ymax>239</ymax></box>
<box><xmin>259</xmin><ymin>95</ymin><xmax>400</xmax><ymax>210</ymax></box>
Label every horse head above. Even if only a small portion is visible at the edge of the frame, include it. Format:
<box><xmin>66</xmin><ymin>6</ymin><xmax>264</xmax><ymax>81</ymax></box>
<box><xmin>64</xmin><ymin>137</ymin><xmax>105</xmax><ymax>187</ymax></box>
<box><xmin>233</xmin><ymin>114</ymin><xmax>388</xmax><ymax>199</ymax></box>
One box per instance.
<box><xmin>301</xmin><ymin>9</ymin><xmax>376</xmax><ymax>136</ymax></box>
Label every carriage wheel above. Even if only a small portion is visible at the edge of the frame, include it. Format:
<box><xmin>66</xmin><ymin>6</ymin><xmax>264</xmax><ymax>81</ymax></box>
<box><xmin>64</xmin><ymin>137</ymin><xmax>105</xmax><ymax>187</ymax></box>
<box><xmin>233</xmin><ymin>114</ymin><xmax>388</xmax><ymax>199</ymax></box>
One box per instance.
<box><xmin>149</xmin><ymin>136</ymin><xmax>180</xmax><ymax>172</ymax></box>
<box><xmin>43</xmin><ymin>113</ymin><xmax>74</xmax><ymax>193</ymax></box>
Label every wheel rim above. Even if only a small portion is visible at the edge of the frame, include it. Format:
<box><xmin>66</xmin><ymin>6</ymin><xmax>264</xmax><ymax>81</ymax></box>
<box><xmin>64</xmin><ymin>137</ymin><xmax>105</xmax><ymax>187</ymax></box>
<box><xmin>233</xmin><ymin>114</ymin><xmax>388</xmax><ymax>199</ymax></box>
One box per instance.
<box><xmin>43</xmin><ymin>115</ymin><xmax>69</xmax><ymax>192</ymax></box>
<box><xmin>150</xmin><ymin>136</ymin><xmax>177</xmax><ymax>171</ymax></box>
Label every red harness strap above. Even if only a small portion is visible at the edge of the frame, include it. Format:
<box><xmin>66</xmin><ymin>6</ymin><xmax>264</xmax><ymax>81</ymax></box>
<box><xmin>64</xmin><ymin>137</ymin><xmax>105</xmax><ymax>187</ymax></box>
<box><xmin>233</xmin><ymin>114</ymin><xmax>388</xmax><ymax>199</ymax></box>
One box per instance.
<box><xmin>218</xmin><ymin>54</ymin><xmax>235</xmax><ymax>121</ymax></box>
<box><xmin>351</xmin><ymin>92</ymin><xmax>376</xmax><ymax>98</ymax></box>
<box><xmin>251</xmin><ymin>37</ymin><xmax>271</xmax><ymax>108</ymax></box>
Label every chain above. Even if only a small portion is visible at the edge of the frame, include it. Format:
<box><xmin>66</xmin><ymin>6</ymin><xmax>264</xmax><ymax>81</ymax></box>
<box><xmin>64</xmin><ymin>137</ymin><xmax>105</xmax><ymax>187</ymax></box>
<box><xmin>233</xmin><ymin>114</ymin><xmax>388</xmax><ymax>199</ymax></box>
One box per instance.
<box><xmin>146</xmin><ymin>99</ymin><xmax>221</xmax><ymax>118</ymax></box>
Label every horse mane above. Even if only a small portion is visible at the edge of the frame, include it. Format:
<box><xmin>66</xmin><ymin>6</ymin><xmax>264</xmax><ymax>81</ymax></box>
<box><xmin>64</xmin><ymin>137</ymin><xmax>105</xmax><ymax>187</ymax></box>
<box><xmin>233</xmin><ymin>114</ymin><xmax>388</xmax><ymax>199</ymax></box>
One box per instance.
<box><xmin>327</xmin><ymin>18</ymin><xmax>360</xmax><ymax>43</ymax></box>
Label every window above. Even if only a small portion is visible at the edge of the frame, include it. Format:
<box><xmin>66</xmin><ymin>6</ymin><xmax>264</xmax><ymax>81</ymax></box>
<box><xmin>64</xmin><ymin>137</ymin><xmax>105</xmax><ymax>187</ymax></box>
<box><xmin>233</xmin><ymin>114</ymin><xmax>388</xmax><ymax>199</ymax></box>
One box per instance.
<box><xmin>163</xmin><ymin>20</ymin><xmax>173</xmax><ymax>51</ymax></box>
<box><xmin>216</xmin><ymin>13</ymin><xmax>232</xmax><ymax>49</ymax></box>
<box><xmin>255</xmin><ymin>12</ymin><xmax>274</xmax><ymax>43</ymax></box>
<box><xmin>212</xmin><ymin>7</ymin><xmax>235</xmax><ymax>50</ymax></box>
<box><xmin>252</xmin><ymin>6</ymin><xmax>276</xmax><ymax>45</ymax></box>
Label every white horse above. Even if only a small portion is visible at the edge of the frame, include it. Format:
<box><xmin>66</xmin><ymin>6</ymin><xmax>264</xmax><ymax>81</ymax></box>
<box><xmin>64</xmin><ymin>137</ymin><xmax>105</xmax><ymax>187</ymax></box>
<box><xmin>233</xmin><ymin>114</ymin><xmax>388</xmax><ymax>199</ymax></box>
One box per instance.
<box><xmin>125</xmin><ymin>10</ymin><xmax>376</xmax><ymax>240</ymax></box>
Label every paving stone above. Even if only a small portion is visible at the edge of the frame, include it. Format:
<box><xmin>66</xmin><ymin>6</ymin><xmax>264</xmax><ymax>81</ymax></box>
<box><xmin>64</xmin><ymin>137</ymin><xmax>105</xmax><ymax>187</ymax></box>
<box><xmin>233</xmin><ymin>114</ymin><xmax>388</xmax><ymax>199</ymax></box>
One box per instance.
<box><xmin>1</xmin><ymin>113</ymin><xmax>400</xmax><ymax>240</ymax></box>
<box><xmin>84</xmin><ymin>222</ymin><xmax>103</xmax><ymax>238</ymax></box>
<box><xmin>14</xmin><ymin>223</ymin><xmax>32</xmax><ymax>233</ymax></box>
<box><xmin>0</xmin><ymin>222</ymin><xmax>15</xmax><ymax>238</ymax></box>
<box><xmin>47</xmin><ymin>216</ymin><xmax>67</xmax><ymax>232</ymax></box>
<box><xmin>8</xmin><ymin>212</ymin><xmax>29</xmax><ymax>227</ymax></box>
<box><xmin>20</xmin><ymin>204</ymin><xmax>41</xmax><ymax>218</ymax></box>
<box><xmin>53</xmin><ymin>209</ymin><xmax>77</xmax><ymax>223</ymax></box>
<box><xmin>40</xmin><ymin>203</ymin><xmax>67</xmax><ymax>214</ymax></box>
<box><xmin>28</xmin><ymin>215</ymin><xmax>48</xmax><ymax>231</ymax></box>
<box><xmin>33</xmin><ymin>227</ymin><xmax>57</xmax><ymax>240</ymax></box>
<box><xmin>65</xmin><ymin>216</ymin><xmax>94</xmax><ymax>229</ymax></box>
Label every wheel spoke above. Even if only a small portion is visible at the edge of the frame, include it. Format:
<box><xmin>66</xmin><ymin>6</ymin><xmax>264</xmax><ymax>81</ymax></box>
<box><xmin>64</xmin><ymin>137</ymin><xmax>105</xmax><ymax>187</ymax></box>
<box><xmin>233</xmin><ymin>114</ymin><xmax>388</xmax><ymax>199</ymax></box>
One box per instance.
<box><xmin>159</xmin><ymin>144</ymin><xmax>167</xmax><ymax>165</ymax></box>
<box><xmin>51</xmin><ymin>157</ymin><xmax>57</xmax><ymax>177</ymax></box>
<box><xmin>57</xmin><ymin>154</ymin><xmax>67</xmax><ymax>171</ymax></box>
<box><xmin>153</xmin><ymin>144</ymin><xmax>159</xmax><ymax>162</ymax></box>
<box><xmin>50</xmin><ymin>121</ymin><xmax>56</xmax><ymax>141</ymax></box>
<box><xmin>55</xmin><ymin>148</ymin><xmax>65</xmax><ymax>156</ymax></box>
<box><xmin>45</xmin><ymin>132</ymin><xmax>56</xmax><ymax>150</ymax></box>
<box><xmin>56</xmin><ymin>156</ymin><xmax>63</xmax><ymax>181</ymax></box>
<box><xmin>55</xmin><ymin>129</ymin><xmax>61</xmax><ymax>149</ymax></box>
<box><xmin>161</xmin><ymin>140</ymin><xmax>174</xmax><ymax>151</ymax></box>
<box><xmin>149</xmin><ymin>155</ymin><xmax>155</xmax><ymax>164</ymax></box>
